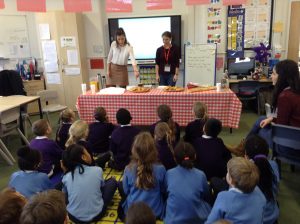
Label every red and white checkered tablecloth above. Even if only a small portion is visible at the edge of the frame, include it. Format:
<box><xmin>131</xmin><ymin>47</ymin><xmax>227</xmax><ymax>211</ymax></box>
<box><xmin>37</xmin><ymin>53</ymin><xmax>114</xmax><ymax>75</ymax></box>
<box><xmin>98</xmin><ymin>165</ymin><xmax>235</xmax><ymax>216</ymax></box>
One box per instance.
<box><xmin>76</xmin><ymin>88</ymin><xmax>242</xmax><ymax>128</ymax></box>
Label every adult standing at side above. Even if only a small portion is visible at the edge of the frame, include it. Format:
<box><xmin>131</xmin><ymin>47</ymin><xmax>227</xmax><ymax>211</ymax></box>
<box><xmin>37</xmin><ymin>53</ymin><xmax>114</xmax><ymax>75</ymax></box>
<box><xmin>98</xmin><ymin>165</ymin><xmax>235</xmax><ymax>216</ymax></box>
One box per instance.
<box><xmin>155</xmin><ymin>31</ymin><xmax>180</xmax><ymax>86</ymax></box>
<box><xmin>107</xmin><ymin>28</ymin><xmax>139</xmax><ymax>88</ymax></box>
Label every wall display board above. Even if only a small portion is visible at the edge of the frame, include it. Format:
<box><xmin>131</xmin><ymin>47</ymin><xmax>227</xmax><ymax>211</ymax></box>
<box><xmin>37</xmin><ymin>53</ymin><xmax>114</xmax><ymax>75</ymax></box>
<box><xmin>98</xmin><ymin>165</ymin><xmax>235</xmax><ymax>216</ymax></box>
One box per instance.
<box><xmin>0</xmin><ymin>15</ymin><xmax>30</xmax><ymax>58</ymax></box>
<box><xmin>184</xmin><ymin>43</ymin><xmax>217</xmax><ymax>86</ymax></box>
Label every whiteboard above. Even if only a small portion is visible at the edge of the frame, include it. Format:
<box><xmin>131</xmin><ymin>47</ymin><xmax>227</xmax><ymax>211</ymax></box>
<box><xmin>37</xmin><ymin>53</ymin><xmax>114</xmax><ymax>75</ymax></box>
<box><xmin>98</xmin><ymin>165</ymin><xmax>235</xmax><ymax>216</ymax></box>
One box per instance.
<box><xmin>184</xmin><ymin>43</ymin><xmax>217</xmax><ymax>86</ymax></box>
<box><xmin>0</xmin><ymin>15</ymin><xmax>31</xmax><ymax>58</ymax></box>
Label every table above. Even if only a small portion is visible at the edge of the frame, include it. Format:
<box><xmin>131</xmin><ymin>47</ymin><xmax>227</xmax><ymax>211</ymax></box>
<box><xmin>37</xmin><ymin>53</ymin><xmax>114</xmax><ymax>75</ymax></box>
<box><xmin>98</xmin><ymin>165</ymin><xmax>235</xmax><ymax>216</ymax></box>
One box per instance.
<box><xmin>0</xmin><ymin>95</ymin><xmax>43</xmax><ymax>132</ymax></box>
<box><xmin>229</xmin><ymin>79</ymin><xmax>273</xmax><ymax>93</ymax></box>
<box><xmin>77</xmin><ymin>88</ymin><xmax>242</xmax><ymax>129</ymax></box>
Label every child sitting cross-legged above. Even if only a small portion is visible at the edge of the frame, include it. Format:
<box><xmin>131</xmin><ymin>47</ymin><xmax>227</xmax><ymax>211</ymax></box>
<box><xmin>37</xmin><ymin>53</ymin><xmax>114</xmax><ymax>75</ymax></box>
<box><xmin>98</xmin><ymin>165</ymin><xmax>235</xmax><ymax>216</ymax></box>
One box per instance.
<box><xmin>56</xmin><ymin>108</ymin><xmax>76</xmax><ymax>150</ymax></box>
<box><xmin>164</xmin><ymin>141</ymin><xmax>211</xmax><ymax>224</ymax></box>
<box><xmin>61</xmin><ymin>144</ymin><xmax>117</xmax><ymax>223</ymax></box>
<box><xmin>108</xmin><ymin>108</ymin><xmax>140</xmax><ymax>170</ymax></box>
<box><xmin>205</xmin><ymin>157</ymin><xmax>266</xmax><ymax>224</ymax></box>
<box><xmin>9</xmin><ymin>146</ymin><xmax>52</xmax><ymax>198</ymax></box>
<box><xmin>192</xmin><ymin>118</ymin><xmax>231</xmax><ymax>180</ymax></box>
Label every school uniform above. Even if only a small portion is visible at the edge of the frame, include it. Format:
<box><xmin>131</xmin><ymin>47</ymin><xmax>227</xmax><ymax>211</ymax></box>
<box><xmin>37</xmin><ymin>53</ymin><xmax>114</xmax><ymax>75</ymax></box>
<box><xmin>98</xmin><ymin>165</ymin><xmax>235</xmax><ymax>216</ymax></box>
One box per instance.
<box><xmin>56</xmin><ymin>123</ymin><xmax>72</xmax><ymax>150</ymax></box>
<box><xmin>110</xmin><ymin>125</ymin><xmax>140</xmax><ymax>170</ymax></box>
<box><xmin>122</xmin><ymin>164</ymin><xmax>166</xmax><ymax>219</ymax></box>
<box><xmin>62</xmin><ymin>165</ymin><xmax>104</xmax><ymax>222</ymax></box>
<box><xmin>150</xmin><ymin>120</ymin><xmax>181</xmax><ymax>145</ymax></box>
<box><xmin>88</xmin><ymin>121</ymin><xmax>115</xmax><ymax>154</ymax></box>
<box><xmin>184</xmin><ymin>119</ymin><xmax>206</xmax><ymax>143</ymax></box>
<box><xmin>192</xmin><ymin>135</ymin><xmax>232</xmax><ymax>180</ymax></box>
<box><xmin>205</xmin><ymin>187</ymin><xmax>266</xmax><ymax>224</ymax></box>
<box><xmin>9</xmin><ymin>170</ymin><xmax>52</xmax><ymax>198</ymax></box>
<box><xmin>30</xmin><ymin>137</ymin><xmax>63</xmax><ymax>174</ymax></box>
<box><xmin>155</xmin><ymin>139</ymin><xmax>176</xmax><ymax>170</ymax></box>
<box><xmin>164</xmin><ymin>166</ymin><xmax>211</xmax><ymax>224</ymax></box>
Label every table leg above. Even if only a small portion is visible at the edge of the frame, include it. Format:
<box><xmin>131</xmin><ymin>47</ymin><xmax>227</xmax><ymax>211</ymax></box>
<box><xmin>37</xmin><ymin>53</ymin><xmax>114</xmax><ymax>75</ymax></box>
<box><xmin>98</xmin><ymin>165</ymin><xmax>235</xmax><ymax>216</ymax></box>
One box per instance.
<box><xmin>230</xmin><ymin>128</ymin><xmax>233</xmax><ymax>134</ymax></box>
<box><xmin>38</xmin><ymin>98</ymin><xmax>43</xmax><ymax>119</ymax></box>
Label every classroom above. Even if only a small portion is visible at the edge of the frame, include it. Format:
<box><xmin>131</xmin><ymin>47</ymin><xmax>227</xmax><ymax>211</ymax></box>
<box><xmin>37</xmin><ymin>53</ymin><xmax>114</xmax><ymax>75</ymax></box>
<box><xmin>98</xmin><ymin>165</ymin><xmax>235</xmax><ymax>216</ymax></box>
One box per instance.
<box><xmin>0</xmin><ymin>0</ymin><xmax>300</xmax><ymax>224</ymax></box>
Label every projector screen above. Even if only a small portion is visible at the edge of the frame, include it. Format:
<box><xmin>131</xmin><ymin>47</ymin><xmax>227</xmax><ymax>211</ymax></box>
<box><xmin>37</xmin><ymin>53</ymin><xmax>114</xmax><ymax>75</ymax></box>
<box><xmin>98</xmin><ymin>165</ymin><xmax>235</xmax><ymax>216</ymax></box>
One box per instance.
<box><xmin>108</xmin><ymin>16</ymin><xmax>181</xmax><ymax>62</ymax></box>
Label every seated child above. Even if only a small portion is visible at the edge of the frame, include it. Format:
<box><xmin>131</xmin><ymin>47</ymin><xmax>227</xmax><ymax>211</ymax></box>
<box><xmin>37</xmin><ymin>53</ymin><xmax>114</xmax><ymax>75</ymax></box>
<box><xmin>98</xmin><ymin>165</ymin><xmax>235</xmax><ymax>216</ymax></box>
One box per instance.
<box><xmin>126</xmin><ymin>202</ymin><xmax>156</xmax><ymax>224</ymax></box>
<box><xmin>192</xmin><ymin>118</ymin><xmax>231</xmax><ymax>180</ymax></box>
<box><xmin>20</xmin><ymin>190</ymin><xmax>67</xmax><ymax>224</ymax></box>
<box><xmin>184</xmin><ymin>101</ymin><xmax>208</xmax><ymax>143</ymax></box>
<box><xmin>66</xmin><ymin>120</ymin><xmax>110</xmax><ymax>169</ymax></box>
<box><xmin>205</xmin><ymin>157</ymin><xmax>266</xmax><ymax>224</ymax></box>
<box><xmin>61</xmin><ymin>144</ymin><xmax>117</xmax><ymax>223</ymax></box>
<box><xmin>88</xmin><ymin>107</ymin><xmax>115</xmax><ymax>154</ymax></box>
<box><xmin>154</xmin><ymin>122</ymin><xmax>176</xmax><ymax>170</ymax></box>
<box><xmin>109</xmin><ymin>108</ymin><xmax>140</xmax><ymax>170</ymax></box>
<box><xmin>30</xmin><ymin>119</ymin><xmax>63</xmax><ymax>175</ymax></box>
<box><xmin>164</xmin><ymin>141</ymin><xmax>211</xmax><ymax>224</ymax></box>
<box><xmin>119</xmin><ymin>132</ymin><xmax>166</xmax><ymax>221</ymax></box>
<box><xmin>150</xmin><ymin>104</ymin><xmax>180</xmax><ymax>146</ymax></box>
<box><xmin>244</xmin><ymin>135</ymin><xmax>280</xmax><ymax>224</ymax></box>
<box><xmin>56</xmin><ymin>108</ymin><xmax>76</xmax><ymax>150</ymax></box>
<box><xmin>9</xmin><ymin>146</ymin><xmax>52</xmax><ymax>198</ymax></box>
<box><xmin>0</xmin><ymin>188</ymin><xmax>27</xmax><ymax>224</ymax></box>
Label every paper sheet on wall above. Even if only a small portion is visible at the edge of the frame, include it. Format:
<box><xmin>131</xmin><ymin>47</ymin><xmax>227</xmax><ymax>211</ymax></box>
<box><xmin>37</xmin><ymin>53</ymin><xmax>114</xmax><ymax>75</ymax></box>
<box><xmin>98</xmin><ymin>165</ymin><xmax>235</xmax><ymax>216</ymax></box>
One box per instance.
<box><xmin>67</xmin><ymin>50</ymin><xmax>79</xmax><ymax>65</ymax></box>
<box><xmin>46</xmin><ymin>73</ymin><xmax>61</xmax><ymax>84</ymax></box>
<box><xmin>64</xmin><ymin>67</ymin><xmax>80</xmax><ymax>76</ymax></box>
<box><xmin>39</xmin><ymin>24</ymin><xmax>50</xmax><ymax>40</ymax></box>
<box><xmin>42</xmin><ymin>40</ymin><xmax>57</xmax><ymax>61</ymax></box>
<box><xmin>61</xmin><ymin>36</ymin><xmax>76</xmax><ymax>47</ymax></box>
<box><xmin>44</xmin><ymin>61</ymin><xmax>58</xmax><ymax>73</ymax></box>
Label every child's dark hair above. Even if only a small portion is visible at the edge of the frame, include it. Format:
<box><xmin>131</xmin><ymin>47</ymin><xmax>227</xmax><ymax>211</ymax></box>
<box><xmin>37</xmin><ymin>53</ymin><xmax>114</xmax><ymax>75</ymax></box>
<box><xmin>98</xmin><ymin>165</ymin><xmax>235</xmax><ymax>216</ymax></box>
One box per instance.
<box><xmin>245</xmin><ymin>135</ymin><xmax>275</xmax><ymax>201</ymax></box>
<box><xmin>32</xmin><ymin>119</ymin><xmax>49</xmax><ymax>136</ymax></box>
<box><xmin>204</xmin><ymin>118</ymin><xmax>222</xmax><ymax>138</ymax></box>
<box><xmin>94</xmin><ymin>107</ymin><xmax>108</xmax><ymax>122</ymax></box>
<box><xmin>174</xmin><ymin>141</ymin><xmax>196</xmax><ymax>169</ymax></box>
<box><xmin>62</xmin><ymin>144</ymin><xmax>90</xmax><ymax>180</ymax></box>
<box><xmin>157</xmin><ymin>104</ymin><xmax>176</xmax><ymax>141</ymax></box>
<box><xmin>126</xmin><ymin>201</ymin><xmax>156</xmax><ymax>224</ymax></box>
<box><xmin>17</xmin><ymin>146</ymin><xmax>41</xmax><ymax>171</ymax></box>
<box><xmin>116</xmin><ymin>108</ymin><xmax>132</xmax><ymax>125</ymax></box>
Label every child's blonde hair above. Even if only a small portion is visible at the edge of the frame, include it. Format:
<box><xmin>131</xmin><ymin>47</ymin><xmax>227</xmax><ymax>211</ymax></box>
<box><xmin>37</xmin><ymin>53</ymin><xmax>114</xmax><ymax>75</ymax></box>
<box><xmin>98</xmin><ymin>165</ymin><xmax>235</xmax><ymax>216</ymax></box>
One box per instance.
<box><xmin>59</xmin><ymin>108</ymin><xmax>75</xmax><ymax>123</ymax></box>
<box><xmin>130</xmin><ymin>132</ymin><xmax>158</xmax><ymax>190</ymax></box>
<box><xmin>193</xmin><ymin>101</ymin><xmax>208</xmax><ymax>120</ymax></box>
<box><xmin>227</xmin><ymin>157</ymin><xmax>259</xmax><ymax>193</ymax></box>
<box><xmin>154</xmin><ymin>122</ymin><xmax>174</xmax><ymax>154</ymax></box>
<box><xmin>32</xmin><ymin>119</ymin><xmax>50</xmax><ymax>136</ymax></box>
<box><xmin>65</xmin><ymin>120</ymin><xmax>89</xmax><ymax>147</ymax></box>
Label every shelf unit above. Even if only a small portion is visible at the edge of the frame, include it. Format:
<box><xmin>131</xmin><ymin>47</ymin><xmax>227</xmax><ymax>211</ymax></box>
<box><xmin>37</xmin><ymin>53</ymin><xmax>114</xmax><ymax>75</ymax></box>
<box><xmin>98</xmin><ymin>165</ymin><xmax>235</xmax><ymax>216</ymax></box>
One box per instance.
<box><xmin>139</xmin><ymin>65</ymin><xmax>157</xmax><ymax>85</ymax></box>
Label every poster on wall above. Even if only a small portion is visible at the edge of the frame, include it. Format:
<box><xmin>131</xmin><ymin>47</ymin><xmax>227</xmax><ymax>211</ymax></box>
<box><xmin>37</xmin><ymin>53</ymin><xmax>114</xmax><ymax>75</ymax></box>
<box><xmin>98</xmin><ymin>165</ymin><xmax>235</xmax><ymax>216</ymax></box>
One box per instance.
<box><xmin>243</xmin><ymin>0</ymin><xmax>273</xmax><ymax>48</ymax></box>
<box><xmin>207</xmin><ymin>6</ymin><xmax>222</xmax><ymax>44</ymax></box>
<box><xmin>227</xmin><ymin>7</ymin><xmax>245</xmax><ymax>58</ymax></box>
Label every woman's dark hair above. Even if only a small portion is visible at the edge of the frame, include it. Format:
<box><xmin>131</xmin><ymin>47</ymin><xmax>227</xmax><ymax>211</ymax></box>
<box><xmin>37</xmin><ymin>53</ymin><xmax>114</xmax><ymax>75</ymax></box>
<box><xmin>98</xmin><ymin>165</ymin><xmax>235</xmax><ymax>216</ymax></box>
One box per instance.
<box><xmin>157</xmin><ymin>104</ymin><xmax>176</xmax><ymax>142</ymax></box>
<box><xmin>272</xmin><ymin>59</ymin><xmax>300</xmax><ymax>110</ymax></box>
<box><xmin>17</xmin><ymin>146</ymin><xmax>41</xmax><ymax>171</ymax></box>
<box><xmin>115</xmin><ymin>27</ymin><xmax>129</xmax><ymax>46</ymax></box>
<box><xmin>62</xmin><ymin>144</ymin><xmax>89</xmax><ymax>180</ymax></box>
<box><xmin>162</xmin><ymin>31</ymin><xmax>172</xmax><ymax>39</ymax></box>
<box><xmin>244</xmin><ymin>135</ymin><xmax>275</xmax><ymax>201</ymax></box>
<box><xmin>174</xmin><ymin>141</ymin><xmax>195</xmax><ymax>169</ymax></box>
<box><xmin>204</xmin><ymin>118</ymin><xmax>222</xmax><ymax>138</ymax></box>
<box><xmin>94</xmin><ymin>107</ymin><xmax>108</xmax><ymax>122</ymax></box>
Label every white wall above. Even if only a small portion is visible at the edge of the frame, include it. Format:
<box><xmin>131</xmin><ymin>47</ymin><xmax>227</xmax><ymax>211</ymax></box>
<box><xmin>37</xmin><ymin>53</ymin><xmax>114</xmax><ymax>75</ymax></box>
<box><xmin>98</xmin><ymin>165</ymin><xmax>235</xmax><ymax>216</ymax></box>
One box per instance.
<box><xmin>0</xmin><ymin>0</ymin><xmax>297</xmax><ymax>83</ymax></box>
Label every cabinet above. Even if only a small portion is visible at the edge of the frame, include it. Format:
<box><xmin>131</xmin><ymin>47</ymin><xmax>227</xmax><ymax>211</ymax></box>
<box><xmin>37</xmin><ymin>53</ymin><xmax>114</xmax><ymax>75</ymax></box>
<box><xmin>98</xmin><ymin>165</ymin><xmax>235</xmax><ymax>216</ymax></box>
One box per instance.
<box><xmin>23</xmin><ymin>80</ymin><xmax>45</xmax><ymax>114</ymax></box>
<box><xmin>35</xmin><ymin>12</ymin><xmax>89</xmax><ymax>110</ymax></box>
<box><xmin>139</xmin><ymin>65</ymin><xmax>157</xmax><ymax>85</ymax></box>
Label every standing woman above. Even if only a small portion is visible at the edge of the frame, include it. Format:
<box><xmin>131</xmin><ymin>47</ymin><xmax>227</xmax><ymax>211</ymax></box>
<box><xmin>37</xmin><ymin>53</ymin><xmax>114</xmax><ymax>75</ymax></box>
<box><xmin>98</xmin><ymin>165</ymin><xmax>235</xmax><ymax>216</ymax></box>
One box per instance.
<box><xmin>107</xmin><ymin>28</ymin><xmax>139</xmax><ymax>88</ymax></box>
<box><xmin>155</xmin><ymin>31</ymin><xmax>180</xmax><ymax>86</ymax></box>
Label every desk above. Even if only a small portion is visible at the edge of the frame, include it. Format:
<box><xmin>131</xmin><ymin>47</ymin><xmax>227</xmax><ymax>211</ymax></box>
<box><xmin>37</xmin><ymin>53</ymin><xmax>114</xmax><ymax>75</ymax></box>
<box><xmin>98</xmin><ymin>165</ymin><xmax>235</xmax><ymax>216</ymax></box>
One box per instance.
<box><xmin>0</xmin><ymin>95</ymin><xmax>43</xmax><ymax>132</ymax></box>
<box><xmin>77</xmin><ymin>89</ymin><xmax>242</xmax><ymax>129</ymax></box>
<box><xmin>229</xmin><ymin>79</ymin><xmax>273</xmax><ymax>93</ymax></box>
